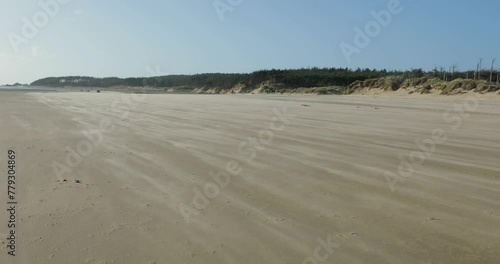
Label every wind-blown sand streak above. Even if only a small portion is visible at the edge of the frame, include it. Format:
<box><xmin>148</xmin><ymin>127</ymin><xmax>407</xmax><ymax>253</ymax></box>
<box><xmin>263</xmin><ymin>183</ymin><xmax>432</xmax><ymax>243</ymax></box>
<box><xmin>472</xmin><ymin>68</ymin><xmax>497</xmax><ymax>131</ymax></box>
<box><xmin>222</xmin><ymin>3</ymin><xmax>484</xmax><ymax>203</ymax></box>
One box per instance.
<box><xmin>0</xmin><ymin>92</ymin><xmax>499</xmax><ymax>264</ymax></box>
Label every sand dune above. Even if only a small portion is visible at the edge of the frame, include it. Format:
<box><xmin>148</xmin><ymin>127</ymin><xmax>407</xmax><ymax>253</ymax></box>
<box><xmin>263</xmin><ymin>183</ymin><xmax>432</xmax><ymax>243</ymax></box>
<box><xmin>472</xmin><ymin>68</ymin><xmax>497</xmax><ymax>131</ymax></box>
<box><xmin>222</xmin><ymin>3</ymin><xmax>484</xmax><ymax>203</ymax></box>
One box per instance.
<box><xmin>0</xmin><ymin>92</ymin><xmax>499</xmax><ymax>263</ymax></box>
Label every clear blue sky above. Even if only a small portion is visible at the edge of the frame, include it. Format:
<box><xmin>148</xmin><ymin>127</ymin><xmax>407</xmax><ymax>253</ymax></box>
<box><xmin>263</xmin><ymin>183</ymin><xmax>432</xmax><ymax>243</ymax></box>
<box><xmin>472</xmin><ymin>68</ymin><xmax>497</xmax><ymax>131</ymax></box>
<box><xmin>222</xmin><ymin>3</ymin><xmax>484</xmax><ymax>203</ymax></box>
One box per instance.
<box><xmin>1</xmin><ymin>0</ymin><xmax>499</xmax><ymax>84</ymax></box>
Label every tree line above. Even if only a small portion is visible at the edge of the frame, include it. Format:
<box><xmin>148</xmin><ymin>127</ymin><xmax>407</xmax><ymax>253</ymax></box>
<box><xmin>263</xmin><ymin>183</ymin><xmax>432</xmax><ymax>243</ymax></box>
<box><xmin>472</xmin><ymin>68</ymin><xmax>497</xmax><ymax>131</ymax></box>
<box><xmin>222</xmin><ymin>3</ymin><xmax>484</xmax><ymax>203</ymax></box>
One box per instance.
<box><xmin>30</xmin><ymin>65</ymin><xmax>500</xmax><ymax>89</ymax></box>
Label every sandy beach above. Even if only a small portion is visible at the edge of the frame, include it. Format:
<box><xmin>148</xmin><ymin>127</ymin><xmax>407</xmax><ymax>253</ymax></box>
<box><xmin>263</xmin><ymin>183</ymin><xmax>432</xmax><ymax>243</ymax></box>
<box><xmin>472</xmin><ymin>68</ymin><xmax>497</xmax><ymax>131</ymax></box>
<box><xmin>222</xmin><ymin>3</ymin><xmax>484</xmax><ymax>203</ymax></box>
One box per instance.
<box><xmin>0</xmin><ymin>92</ymin><xmax>499</xmax><ymax>264</ymax></box>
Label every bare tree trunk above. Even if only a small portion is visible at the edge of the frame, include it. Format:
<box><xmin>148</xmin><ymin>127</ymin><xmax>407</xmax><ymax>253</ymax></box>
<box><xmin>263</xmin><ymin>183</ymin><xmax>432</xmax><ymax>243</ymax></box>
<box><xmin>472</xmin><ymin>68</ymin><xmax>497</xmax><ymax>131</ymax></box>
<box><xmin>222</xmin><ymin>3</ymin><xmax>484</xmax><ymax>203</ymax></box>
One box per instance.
<box><xmin>476</xmin><ymin>63</ymin><xmax>480</xmax><ymax>80</ymax></box>
<box><xmin>451</xmin><ymin>64</ymin><xmax>457</xmax><ymax>80</ymax></box>
<box><xmin>478</xmin><ymin>58</ymin><xmax>483</xmax><ymax>80</ymax></box>
<box><xmin>490</xmin><ymin>58</ymin><xmax>496</xmax><ymax>83</ymax></box>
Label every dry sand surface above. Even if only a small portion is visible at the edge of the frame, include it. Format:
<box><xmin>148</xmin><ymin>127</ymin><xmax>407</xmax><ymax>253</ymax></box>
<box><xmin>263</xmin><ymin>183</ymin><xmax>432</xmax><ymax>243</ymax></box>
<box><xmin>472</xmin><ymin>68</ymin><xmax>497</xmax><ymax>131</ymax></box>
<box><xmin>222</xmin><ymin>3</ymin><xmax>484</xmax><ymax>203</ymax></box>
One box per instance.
<box><xmin>0</xmin><ymin>92</ymin><xmax>499</xmax><ymax>264</ymax></box>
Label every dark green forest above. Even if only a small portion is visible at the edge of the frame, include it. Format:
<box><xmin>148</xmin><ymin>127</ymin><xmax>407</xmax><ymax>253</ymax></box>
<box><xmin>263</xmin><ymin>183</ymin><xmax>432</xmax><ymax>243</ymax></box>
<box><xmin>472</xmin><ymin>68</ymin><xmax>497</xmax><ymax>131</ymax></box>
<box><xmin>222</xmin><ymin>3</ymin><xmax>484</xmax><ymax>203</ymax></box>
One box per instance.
<box><xmin>30</xmin><ymin>67</ymin><xmax>500</xmax><ymax>89</ymax></box>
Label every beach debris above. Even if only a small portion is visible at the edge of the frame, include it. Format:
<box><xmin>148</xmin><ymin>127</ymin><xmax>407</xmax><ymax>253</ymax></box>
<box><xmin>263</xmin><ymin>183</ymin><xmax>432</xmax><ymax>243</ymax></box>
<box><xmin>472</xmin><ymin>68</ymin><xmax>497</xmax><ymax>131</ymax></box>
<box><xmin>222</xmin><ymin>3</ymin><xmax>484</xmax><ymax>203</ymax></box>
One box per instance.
<box><xmin>75</xmin><ymin>179</ymin><xmax>82</xmax><ymax>184</ymax></box>
<box><xmin>302</xmin><ymin>104</ymin><xmax>311</xmax><ymax>107</ymax></box>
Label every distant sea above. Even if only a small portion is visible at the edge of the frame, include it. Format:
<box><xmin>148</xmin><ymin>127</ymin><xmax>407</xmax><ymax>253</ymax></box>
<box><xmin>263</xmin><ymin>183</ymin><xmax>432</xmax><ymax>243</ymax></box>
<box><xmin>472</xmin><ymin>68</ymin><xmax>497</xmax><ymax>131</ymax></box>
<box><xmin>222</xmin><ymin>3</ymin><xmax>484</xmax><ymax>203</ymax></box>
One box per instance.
<box><xmin>0</xmin><ymin>86</ymin><xmax>63</xmax><ymax>92</ymax></box>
